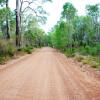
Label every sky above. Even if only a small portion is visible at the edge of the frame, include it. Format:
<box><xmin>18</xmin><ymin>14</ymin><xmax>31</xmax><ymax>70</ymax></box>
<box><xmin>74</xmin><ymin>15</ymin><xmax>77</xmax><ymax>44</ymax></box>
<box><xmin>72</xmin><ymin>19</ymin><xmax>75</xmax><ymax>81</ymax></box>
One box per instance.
<box><xmin>9</xmin><ymin>0</ymin><xmax>100</xmax><ymax>33</ymax></box>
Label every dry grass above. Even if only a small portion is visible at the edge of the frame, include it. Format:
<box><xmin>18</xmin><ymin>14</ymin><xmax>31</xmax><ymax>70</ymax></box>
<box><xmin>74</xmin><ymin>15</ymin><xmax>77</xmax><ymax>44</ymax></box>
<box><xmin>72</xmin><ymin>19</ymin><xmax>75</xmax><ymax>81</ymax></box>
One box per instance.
<box><xmin>74</xmin><ymin>53</ymin><xmax>100</xmax><ymax>70</ymax></box>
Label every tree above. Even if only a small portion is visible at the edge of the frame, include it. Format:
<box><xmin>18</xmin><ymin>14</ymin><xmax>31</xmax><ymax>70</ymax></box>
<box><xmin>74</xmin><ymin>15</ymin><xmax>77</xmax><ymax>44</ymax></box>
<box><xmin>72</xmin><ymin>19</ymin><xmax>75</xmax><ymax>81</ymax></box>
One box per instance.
<box><xmin>50</xmin><ymin>21</ymin><xmax>69</xmax><ymax>50</ymax></box>
<box><xmin>86</xmin><ymin>4</ymin><xmax>100</xmax><ymax>43</ymax></box>
<box><xmin>61</xmin><ymin>2</ymin><xmax>76</xmax><ymax>49</ymax></box>
<box><xmin>0</xmin><ymin>0</ymin><xmax>10</xmax><ymax>39</ymax></box>
<box><xmin>16</xmin><ymin>0</ymin><xmax>21</xmax><ymax>47</ymax></box>
<box><xmin>86</xmin><ymin>4</ymin><xmax>100</xmax><ymax>24</ymax></box>
<box><xmin>61</xmin><ymin>2</ymin><xmax>77</xmax><ymax>21</ymax></box>
<box><xmin>72</xmin><ymin>16</ymin><xmax>94</xmax><ymax>47</ymax></box>
<box><xmin>6</xmin><ymin>0</ymin><xmax>10</xmax><ymax>39</ymax></box>
<box><xmin>0</xmin><ymin>0</ymin><xmax>5</xmax><ymax>6</ymax></box>
<box><xmin>15</xmin><ymin>0</ymin><xmax>51</xmax><ymax>47</ymax></box>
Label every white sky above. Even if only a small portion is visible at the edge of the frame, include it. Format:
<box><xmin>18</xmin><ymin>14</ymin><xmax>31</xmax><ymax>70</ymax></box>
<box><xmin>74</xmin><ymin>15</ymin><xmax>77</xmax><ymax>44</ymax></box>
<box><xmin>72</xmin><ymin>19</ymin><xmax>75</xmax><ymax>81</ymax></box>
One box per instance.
<box><xmin>9</xmin><ymin>0</ymin><xmax>100</xmax><ymax>33</ymax></box>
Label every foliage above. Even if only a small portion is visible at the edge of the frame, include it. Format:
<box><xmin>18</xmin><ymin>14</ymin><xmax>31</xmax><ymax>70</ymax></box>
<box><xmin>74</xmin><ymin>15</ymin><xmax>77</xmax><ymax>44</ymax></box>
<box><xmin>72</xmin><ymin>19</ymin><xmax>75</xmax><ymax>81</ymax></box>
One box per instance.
<box><xmin>48</xmin><ymin>2</ymin><xmax>100</xmax><ymax>69</ymax></box>
<box><xmin>86</xmin><ymin>4</ymin><xmax>100</xmax><ymax>18</ymax></box>
<box><xmin>0</xmin><ymin>40</ymin><xmax>16</xmax><ymax>64</ymax></box>
<box><xmin>74</xmin><ymin>53</ymin><xmax>100</xmax><ymax>69</ymax></box>
<box><xmin>21</xmin><ymin>46</ymin><xmax>33</xmax><ymax>54</ymax></box>
<box><xmin>78</xmin><ymin>45</ymin><xmax>100</xmax><ymax>56</ymax></box>
<box><xmin>50</xmin><ymin>21</ymin><xmax>72</xmax><ymax>50</ymax></box>
<box><xmin>61</xmin><ymin>2</ymin><xmax>77</xmax><ymax>20</ymax></box>
<box><xmin>0</xmin><ymin>40</ymin><xmax>16</xmax><ymax>56</ymax></box>
<box><xmin>0</xmin><ymin>0</ymin><xmax>5</xmax><ymax>6</ymax></box>
<box><xmin>64</xmin><ymin>48</ymin><xmax>75</xmax><ymax>57</ymax></box>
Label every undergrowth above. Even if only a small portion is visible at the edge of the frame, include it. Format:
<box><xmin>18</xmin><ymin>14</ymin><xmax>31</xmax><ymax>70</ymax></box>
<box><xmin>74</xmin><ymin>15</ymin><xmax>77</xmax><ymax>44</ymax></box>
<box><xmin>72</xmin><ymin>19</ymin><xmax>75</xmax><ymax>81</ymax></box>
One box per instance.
<box><xmin>64</xmin><ymin>45</ymin><xmax>100</xmax><ymax>70</ymax></box>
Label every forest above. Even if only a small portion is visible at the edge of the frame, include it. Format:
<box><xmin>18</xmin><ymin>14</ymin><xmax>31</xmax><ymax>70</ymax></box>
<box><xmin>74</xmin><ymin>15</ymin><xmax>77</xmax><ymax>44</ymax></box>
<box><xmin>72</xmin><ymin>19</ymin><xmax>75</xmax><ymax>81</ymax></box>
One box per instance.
<box><xmin>48</xmin><ymin>2</ymin><xmax>100</xmax><ymax>69</ymax></box>
<box><xmin>0</xmin><ymin>0</ymin><xmax>51</xmax><ymax>63</ymax></box>
<box><xmin>0</xmin><ymin>0</ymin><xmax>100</xmax><ymax>69</ymax></box>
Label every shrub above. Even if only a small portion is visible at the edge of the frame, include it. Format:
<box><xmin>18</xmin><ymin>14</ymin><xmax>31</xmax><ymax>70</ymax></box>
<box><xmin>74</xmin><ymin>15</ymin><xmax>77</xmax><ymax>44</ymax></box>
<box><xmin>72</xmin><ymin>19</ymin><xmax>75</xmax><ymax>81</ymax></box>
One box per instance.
<box><xmin>79</xmin><ymin>46</ymin><xmax>91</xmax><ymax>55</ymax></box>
<box><xmin>65</xmin><ymin>48</ymin><xmax>75</xmax><ymax>57</ymax></box>
<box><xmin>0</xmin><ymin>40</ymin><xmax>16</xmax><ymax>56</ymax></box>
<box><xmin>90</xmin><ymin>47</ymin><xmax>97</xmax><ymax>55</ymax></box>
<box><xmin>79</xmin><ymin>45</ymin><xmax>99</xmax><ymax>56</ymax></box>
<box><xmin>0</xmin><ymin>56</ymin><xmax>6</xmax><ymax>64</ymax></box>
<box><xmin>22</xmin><ymin>46</ymin><xmax>33</xmax><ymax>54</ymax></box>
<box><xmin>81</xmin><ymin>56</ymin><xmax>100</xmax><ymax>68</ymax></box>
<box><xmin>95</xmin><ymin>44</ymin><xmax>100</xmax><ymax>54</ymax></box>
<box><xmin>81</xmin><ymin>56</ymin><xmax>91</xmax><ymax>64</ymax></box>
<box><xmin>6</xmin><ymin>43</ymin><xmax>16</xmax><ymax>56</ymax></box>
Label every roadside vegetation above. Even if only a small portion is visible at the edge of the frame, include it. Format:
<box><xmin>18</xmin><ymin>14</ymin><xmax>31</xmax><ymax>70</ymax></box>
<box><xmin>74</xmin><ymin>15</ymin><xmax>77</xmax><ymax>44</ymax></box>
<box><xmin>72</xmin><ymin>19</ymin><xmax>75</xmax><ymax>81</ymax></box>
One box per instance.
<box><xmin>0</xmin><ymin>0</ymin><xmax>51</xmax><ymax>64</ymax></box>
<box><xmin>47</xmin><ymin>2</ymin><xmax>100</xmax><ymax>69</ymax></box>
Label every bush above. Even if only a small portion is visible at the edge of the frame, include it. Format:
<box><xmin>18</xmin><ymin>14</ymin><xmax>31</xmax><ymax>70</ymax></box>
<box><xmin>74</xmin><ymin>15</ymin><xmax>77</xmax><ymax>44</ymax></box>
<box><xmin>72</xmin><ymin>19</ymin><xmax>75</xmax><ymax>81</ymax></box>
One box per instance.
<box><xmin>79</xmin><ymin>46</ymin><xmax>91</xmax><ymax>55</ymax></box>
<box><xmin>22</xmin><ymin>46</ymin><xmax>33</xmax><ymax>54</ymax></box>
<box><xmin>64</xmin><ymin>48</ymin><xmax>75</xmax><ymax>57</ymax></box>
<box><xmin>74</xmin><ymin>52</ymin><xmax>100</xmax><ymax>69</ymax></box>
<box><xmin>24</xmin><ymin>48</ymin><xmax>32</xmax><ymax>54</ymax></box>
<box><xmin>95</xmin><ymin>44</ymin><xmax>100</xmax><ymax>54</ymax></box>
<box><xmin>79</xmin><ymin>45</ymin><xmax>100</xmax><ymax>56</ymax></box>
<box><xmin>6</xmin><ymin>43</ymin><xmax>16</xmax><ymax>56</ymax></box>
<box><xmin>0</xmin><ymin>56</ymin><xmax>6</xmax><ymax>64</ymax></box>
<box><xmin>0</xmin><ymin>40</ymin><xmax>16</xmax><ymax>56</ymax></box>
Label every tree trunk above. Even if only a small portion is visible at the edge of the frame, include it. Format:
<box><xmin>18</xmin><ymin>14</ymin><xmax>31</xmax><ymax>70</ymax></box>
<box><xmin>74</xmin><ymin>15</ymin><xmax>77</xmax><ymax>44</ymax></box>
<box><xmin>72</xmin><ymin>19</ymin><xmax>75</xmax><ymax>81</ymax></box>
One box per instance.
<box><xmin>16</xmin><ymin>0</ymin><xmax>21</xmax><ymax>47</ymax></box>
<box><xmin>6</xmin><ymin>0</ymin><xmax>10</xmax><ymax>39</ymax></box>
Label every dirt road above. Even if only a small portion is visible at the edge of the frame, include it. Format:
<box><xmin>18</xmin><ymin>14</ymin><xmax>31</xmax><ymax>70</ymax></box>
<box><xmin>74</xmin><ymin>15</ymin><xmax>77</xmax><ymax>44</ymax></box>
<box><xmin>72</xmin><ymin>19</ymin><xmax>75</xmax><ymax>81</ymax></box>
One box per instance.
<box><xmin>0</xmin><ymin>47</ymin><xmax>100</xmax><ymax>100</ymax></box>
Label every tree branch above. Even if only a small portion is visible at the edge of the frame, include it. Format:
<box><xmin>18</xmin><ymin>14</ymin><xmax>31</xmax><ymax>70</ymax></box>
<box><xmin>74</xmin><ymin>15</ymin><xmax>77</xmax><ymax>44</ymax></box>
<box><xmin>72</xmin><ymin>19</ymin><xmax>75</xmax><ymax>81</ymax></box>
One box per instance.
<box><xmin>19</xmin><ymin>0</ymin><xmax>48</xmax><ymax>24</ymax></box>
<box><xmin>22</xmin><ymin>6</ymin><xmax>38</xmax><ymax>16</ymax></box>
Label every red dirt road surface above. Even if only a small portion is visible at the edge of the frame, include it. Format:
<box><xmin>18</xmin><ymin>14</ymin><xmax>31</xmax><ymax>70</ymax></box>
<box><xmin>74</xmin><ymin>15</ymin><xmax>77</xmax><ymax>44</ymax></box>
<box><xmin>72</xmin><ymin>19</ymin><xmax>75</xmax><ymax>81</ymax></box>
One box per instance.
<box><xmin>0</xmin><ymin>47</ymin><xmax>100</xmax><ymax>100</ymax></box>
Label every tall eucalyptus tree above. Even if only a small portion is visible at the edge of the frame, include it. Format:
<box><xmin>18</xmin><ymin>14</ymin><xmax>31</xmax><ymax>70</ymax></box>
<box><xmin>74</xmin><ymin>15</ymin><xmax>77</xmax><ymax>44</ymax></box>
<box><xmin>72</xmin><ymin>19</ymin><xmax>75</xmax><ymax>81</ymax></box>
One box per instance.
<box><xmin>16</xmin><ymin>0</ymin><xmax>21</xmax><ymax>47</ymax></box>
<box><xmin>86</xmin><ymin>4</ymin><xmax>100</xmax><ymax>43</ymax></box>
<box><xmin>61</xmin><ymin>2</ymin><xmax>77</xmax><ymax>49</ymax></box>
<box><xmin>15</xmin><ymin>0</ymin><xmax>52</xmax><ymax>47</ymax></box>
<box><xmin>6</xmin><ymin>0</ymin><xmax>10</xmax><ymax>39</ymax></box>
